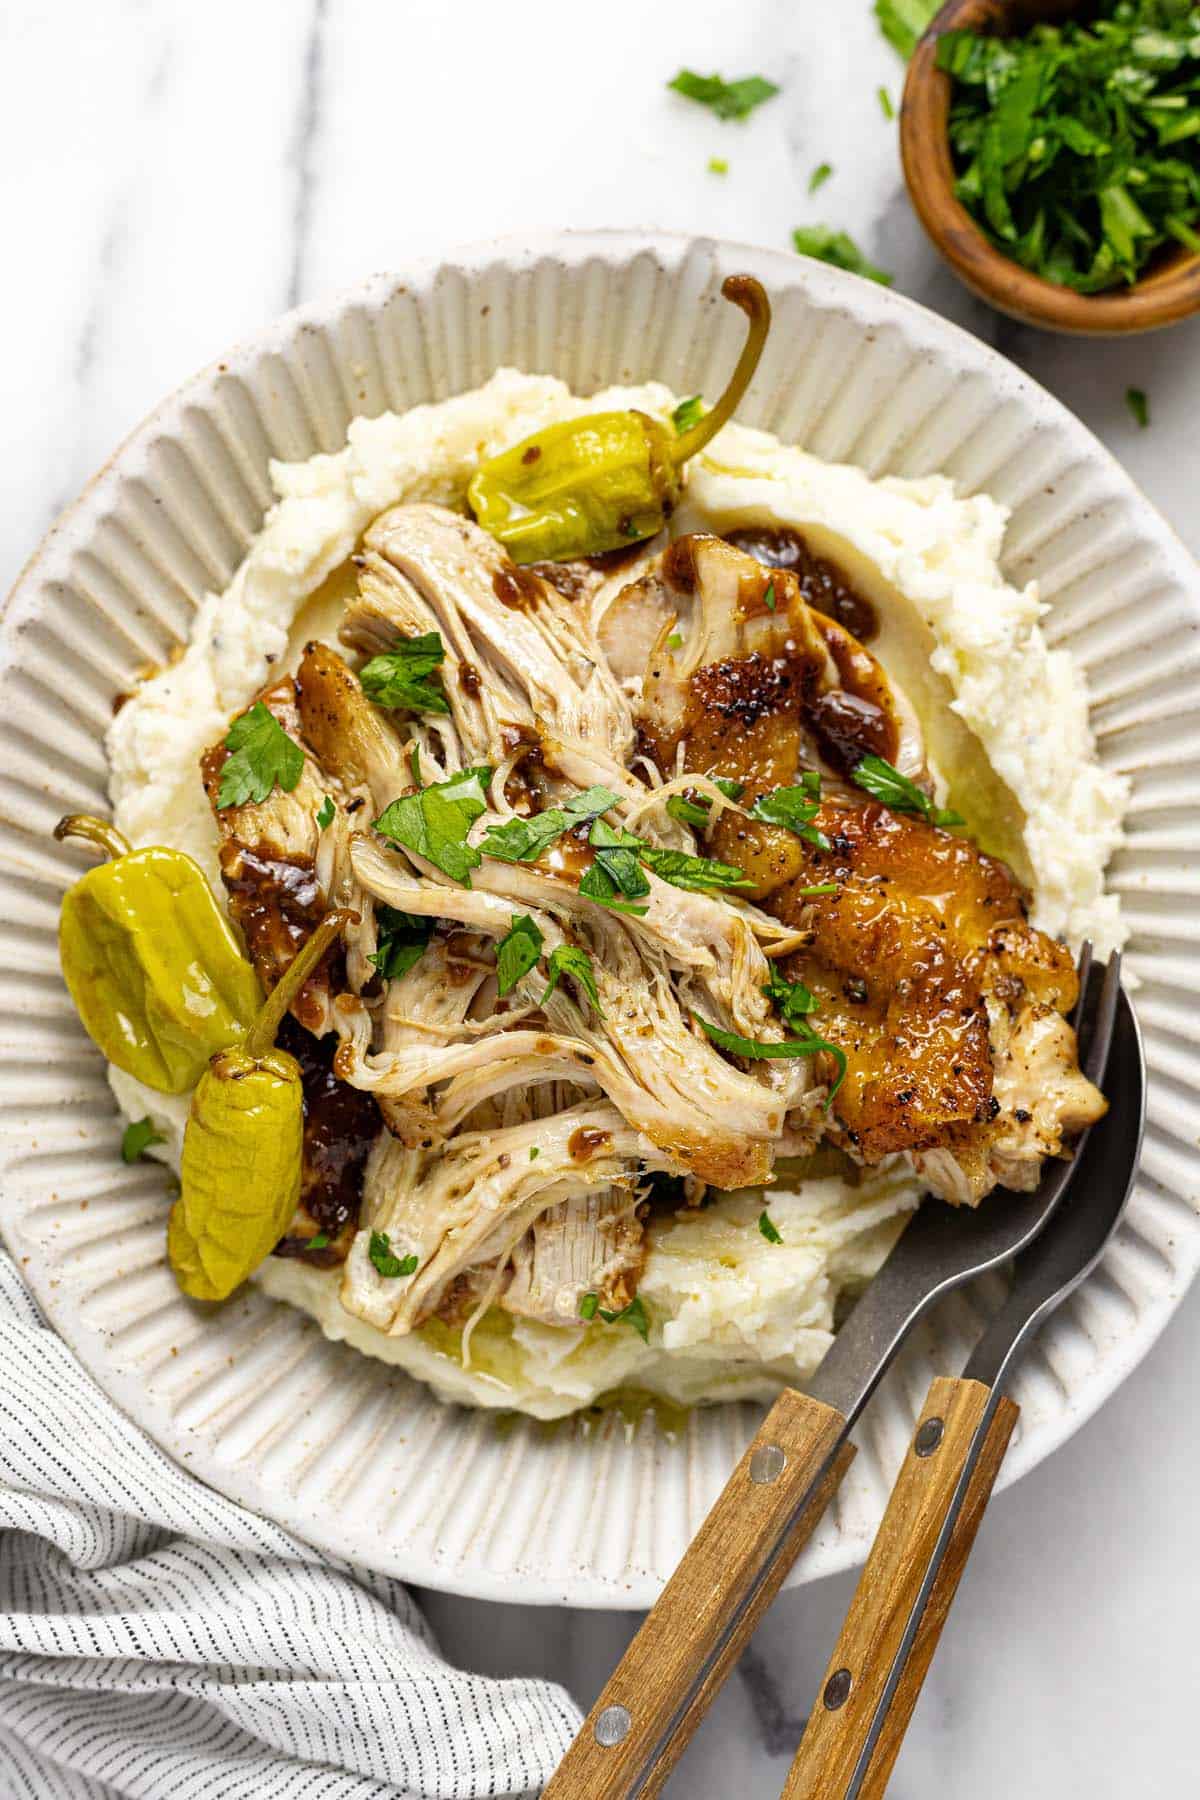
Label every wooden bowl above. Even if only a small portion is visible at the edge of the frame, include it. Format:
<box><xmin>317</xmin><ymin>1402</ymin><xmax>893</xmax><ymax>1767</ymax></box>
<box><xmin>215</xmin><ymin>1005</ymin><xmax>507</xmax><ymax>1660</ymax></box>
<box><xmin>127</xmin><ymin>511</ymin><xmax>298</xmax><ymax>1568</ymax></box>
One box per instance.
<box><xmin>901</xmin><ymin>0</ymin><xmax>1200</xmax><ymax>334</ymax></box>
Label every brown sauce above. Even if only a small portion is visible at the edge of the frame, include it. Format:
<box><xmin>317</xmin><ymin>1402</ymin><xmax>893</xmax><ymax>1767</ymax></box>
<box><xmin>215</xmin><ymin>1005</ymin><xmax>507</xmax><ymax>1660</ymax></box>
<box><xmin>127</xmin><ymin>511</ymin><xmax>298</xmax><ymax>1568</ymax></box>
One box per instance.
<box><xmin>805</xmin><ymin>619</ymin><xmax>896</xmax><ymax>776</ymax></box>
<box><xmin>722</xmin><ymin>526</ymin><xmax>878</xmax><ymax>643</ymax></box>
<box><xmin>459</xmin><ymin>660</ymin><xmax>482</xmax><ymax>698</ymax></box>
<box><xmin>568</xmin><ymin>1126</ymin><xmax>612</xmax><ymax>1163</ymax></box>
<box><xmin>272</xmin><ymin>1015</ymin><xmax>381</xmax><ymax>1264</ymax></box>
<box><xmin>661</xmin><ymin>536</ymin><xmax>699</xmax><ymax>594</ymax></box>
<box><xmin>492</xmin><ymin>563</ymin><xmax>544</xmax><ymax>611</ymax></box>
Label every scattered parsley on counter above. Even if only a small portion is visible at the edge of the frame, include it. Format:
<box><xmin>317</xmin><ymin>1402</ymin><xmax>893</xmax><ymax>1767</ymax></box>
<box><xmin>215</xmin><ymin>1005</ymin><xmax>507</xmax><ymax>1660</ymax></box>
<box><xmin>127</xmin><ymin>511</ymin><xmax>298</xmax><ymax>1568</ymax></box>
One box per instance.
<box><xmin>370</xmin><ymin>905</ymin><xmax>435</xmax><ymax>980</ymax></box>
<box><xmin>1126</xmin><ymin>386</ymin><xmax>1150</xmax><ymax>428</ymax></box>
<box><xmin>792</xmin><ymin>225</ymin><xmax>894</xmax><ymax>286</ymax></box>
<box><xmin>758</xmin><ymin>1211</ymin><xmax>784</xmax><ymax>1244</ymax></box>
<box><xmin>852</xmin><ymin>754</ymin><xmax>963</xmax><ymax>827</ymax></box>
<box><xmin>359</xmin><ymin>631</ymin><xmax>450</xmax><ymax>715</ymax></box>
<box><xmin>373</xmin><ymin>765</ymin><xmax>492</xmax><ymax>885</ymax></box>
<box><xmin>878</xmin><ymin>85</ymin><xmax>896</xmax><ymax>120</ymax></box>
<box><xmin>708</xmin><ymin>155</ymin><xmax>730</xmax><ymax>175</ymax></box>
<box><xmin>216</xmin><ymin>702</ymin><xmax>305</xmax><ymax>809</ymax></box>
<box><xmin>937</xmin><ymin>2</ymin><xmax>1200</xmax><ymax>292</ymax></box>
<box><xmin>809</xmin><ymin>161</ymin><xmax>834</xmax><ymax>193</ymax></box>
<box><xmin>369</xmin><ymin>1231</ymin><xmax>418</xmax><ymax>1278</ymax></box>
<box><xmin>668</xmin><ymin>69</ymin><xmax>780</xmax><ymax>121</ymax></box>
<box><xmin>121</xmin><ymin>1117</ymin><xmax>164</xmax><ymax>1164</ymax></box>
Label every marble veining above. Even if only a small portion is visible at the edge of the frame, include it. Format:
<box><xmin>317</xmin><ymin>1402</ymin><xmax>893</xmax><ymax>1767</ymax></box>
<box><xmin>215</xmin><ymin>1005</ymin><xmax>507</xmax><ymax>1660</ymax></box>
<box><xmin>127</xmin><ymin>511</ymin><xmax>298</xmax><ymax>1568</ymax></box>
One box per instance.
<box><xmin>3</xmin><ymin>1</ymin><xmax>1198</xmax><ymax>1793</ymax></box>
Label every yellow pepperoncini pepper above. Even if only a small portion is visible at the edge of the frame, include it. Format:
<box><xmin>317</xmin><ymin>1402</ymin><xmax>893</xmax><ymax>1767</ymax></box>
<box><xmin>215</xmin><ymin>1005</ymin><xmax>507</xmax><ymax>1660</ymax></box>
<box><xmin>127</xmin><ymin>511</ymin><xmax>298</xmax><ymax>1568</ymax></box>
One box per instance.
<box><xmin>169</xmin><ymin>909</ymin><xmax>353</xmax><ymax>1302</ymax></box>
<box><xmin>55</xmin><ymin>814</ymin><xmax>263</xmax><ymax>1094</ymax></box>
<box><xmin>467</xmin><ymin>274</ymin><xmax>772</xmax><ymax>563</ymax></box>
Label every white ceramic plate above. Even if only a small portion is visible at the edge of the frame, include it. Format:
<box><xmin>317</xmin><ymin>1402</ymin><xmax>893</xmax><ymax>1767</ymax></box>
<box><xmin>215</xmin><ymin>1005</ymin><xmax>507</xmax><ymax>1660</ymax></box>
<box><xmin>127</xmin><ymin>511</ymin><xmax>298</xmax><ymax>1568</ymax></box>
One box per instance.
<box><xmin>1</xmin><ymin>231</ymin><xmax>1196</xmax><ymax>1607</ymax></box>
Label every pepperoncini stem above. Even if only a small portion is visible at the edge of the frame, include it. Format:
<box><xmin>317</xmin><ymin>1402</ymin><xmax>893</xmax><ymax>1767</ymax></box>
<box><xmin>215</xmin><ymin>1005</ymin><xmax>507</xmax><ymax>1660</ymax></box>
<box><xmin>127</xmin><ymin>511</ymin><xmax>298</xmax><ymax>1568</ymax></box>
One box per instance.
<box><xmin>54</xmin><ymin>813</ymin><xmax>133</xmax><ymax>862</ymax></box>
<box><xmin>242</xmin><ymin>907</ymin><xmax>356</xmax><ymax>1058</ymax></box>
<box><xmin>670</xmin><ymin>275</ymin><xmax>772</xmax><ymax>466</ymax></box>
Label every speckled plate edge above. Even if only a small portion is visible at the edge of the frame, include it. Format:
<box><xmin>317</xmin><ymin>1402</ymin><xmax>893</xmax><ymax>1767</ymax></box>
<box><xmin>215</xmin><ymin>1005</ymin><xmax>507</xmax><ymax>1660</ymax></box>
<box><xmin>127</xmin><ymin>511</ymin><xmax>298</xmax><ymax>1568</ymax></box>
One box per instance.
<box><xmin>1</xmin><ymin>228</ymin><xmax>1196</xmax><ymax>1606</ymax></box>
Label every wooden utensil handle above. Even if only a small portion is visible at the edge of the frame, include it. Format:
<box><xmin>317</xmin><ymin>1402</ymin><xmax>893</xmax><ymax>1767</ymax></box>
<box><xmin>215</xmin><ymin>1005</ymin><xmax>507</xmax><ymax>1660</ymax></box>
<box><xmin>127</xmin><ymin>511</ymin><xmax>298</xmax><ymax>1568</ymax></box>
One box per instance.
<box><xmin>781</xmin><ymin>1375</ymin><xmax>1019</xmax><ymax>1800</ymax></box>
<box><xmin>543</xmin><ymin>1388</ymin><xmax>854</xmax><ymax>1800</ymax></box>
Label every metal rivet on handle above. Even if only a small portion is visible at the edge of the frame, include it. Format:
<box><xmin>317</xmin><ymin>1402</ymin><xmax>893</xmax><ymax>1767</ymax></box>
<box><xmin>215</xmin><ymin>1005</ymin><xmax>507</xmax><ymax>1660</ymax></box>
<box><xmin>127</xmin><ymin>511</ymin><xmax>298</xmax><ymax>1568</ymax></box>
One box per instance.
<box><xmin>594</xmin><ymin>1705</ymin><xmax>632</xmax><ymax>1747</ymax></box>
<box><xmin>914</xmin><ymin>1416</ymin><xmax>944</xmax><ymax>1457</ymax></box>
<box><xmin>823</xmin><ymin>1668</ymin><xmax>853</xmax><ymax>1711</ymax></box>
<box><xmin>750</xmin><ymin>1444</ymin><xmax>787</xmax><ymax>1485</ymax></box>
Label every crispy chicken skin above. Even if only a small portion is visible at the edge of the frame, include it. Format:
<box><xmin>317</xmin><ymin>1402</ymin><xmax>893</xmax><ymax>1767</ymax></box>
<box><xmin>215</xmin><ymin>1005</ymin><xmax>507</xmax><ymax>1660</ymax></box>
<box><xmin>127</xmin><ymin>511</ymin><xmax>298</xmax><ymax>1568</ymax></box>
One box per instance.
<box><xmin>772</xmin><ymin>800</ymin><xmax>1089</xmax><ymax>1185</ymax></box>
<box><xmin>630</xmin><ymin>533</ymin><xmax>1106</xmax><ymax>1204</ymax></box>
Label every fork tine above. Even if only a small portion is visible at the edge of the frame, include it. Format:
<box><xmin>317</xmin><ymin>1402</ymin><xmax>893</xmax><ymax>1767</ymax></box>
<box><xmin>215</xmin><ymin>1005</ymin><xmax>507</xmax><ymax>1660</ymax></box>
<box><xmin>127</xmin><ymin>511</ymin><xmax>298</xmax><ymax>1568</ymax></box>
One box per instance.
<box><xmin>1082</xmin><ymin>950</ymin><xmax>1122</xmax><ymax>1089</ymax></box>
<box><xmin>1071</xmin><ymin>939</ymin><xmax>1093</xmax><ymax>1032</ymax></box>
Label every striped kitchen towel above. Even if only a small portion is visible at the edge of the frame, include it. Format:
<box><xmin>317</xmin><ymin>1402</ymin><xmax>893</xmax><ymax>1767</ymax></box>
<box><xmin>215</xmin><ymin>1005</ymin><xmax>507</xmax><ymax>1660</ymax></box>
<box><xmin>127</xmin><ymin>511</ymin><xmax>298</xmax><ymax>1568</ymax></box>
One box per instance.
<box><xmin>0</xmin><ymin>1255</ymin><xmax>580</xmax><ymax>1798</ymax></box>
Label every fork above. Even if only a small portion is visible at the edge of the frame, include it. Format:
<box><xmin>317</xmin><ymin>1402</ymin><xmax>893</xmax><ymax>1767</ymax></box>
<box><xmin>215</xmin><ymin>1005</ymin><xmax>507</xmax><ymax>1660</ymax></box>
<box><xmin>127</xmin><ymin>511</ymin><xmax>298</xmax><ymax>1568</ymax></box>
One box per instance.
<box><xmin>781</xmin><ymin>967</ymin><xmax>1144</xmax><ymax>1797</ymax></box>
<box><xmin>544</xmin><ymin>947</ymin><xmax>1120</xmax><ymax>1800</ymax></box>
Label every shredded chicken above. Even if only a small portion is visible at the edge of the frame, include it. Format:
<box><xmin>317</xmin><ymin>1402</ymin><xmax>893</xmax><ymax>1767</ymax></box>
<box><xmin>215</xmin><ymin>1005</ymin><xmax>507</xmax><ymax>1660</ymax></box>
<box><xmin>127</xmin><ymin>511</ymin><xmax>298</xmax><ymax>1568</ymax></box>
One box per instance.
<box><xmin>196</xmin><ymin>504</ymin><xmax>1106</xmax><ymax>1335</ymax></box>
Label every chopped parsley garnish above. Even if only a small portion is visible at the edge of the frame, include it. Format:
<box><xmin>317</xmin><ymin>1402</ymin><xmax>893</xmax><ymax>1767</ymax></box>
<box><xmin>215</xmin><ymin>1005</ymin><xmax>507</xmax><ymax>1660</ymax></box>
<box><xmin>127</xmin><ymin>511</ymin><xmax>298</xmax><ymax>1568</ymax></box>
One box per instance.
<box><xmin>671</xmin><ymin>395</ymin><xmax>705</xmax><ymax>434</ymax></box>
<box><xmin>852</xmin><ymin>754</ymin><xmax>964</xmax><ymax>828</ymax></box>
<box><xmin>316</xmin><ymin>795</ymin><xmax>335</xmax><ymax>830</ymax></box>
<box><xmin>216</xmin><ymin>702</ymin><xmax>305</xmax><ymax>809</ymax></box>
<box><xmin>666</xmin><ymin>794</ymin><xmax>712</xmax><ymax>830</ymax></box>
<box><xmin>369</xmin><ymin>1231</ymin><xmax>418</xmax><ymax>1278</ymax></box>
<box><xmin>762</xmin><ymin>968</ymin><xmax>820</xmax><ymax>1027</ymax></box>
<box><xmin>598</xmin><ymin>1295</ymin><xmax>651</xmax><ymax>1341</ymax></box>
<box><xmin>878</xmin><ymin>85</ymin><xmax>895</xmax><ymax>120</ymax></box>
<box><xmin>792</xmin><ymin>225</ymin><xmax>894</xmax><ymax>286</ymax></box>
<box><xmin>479</xmin><ymin>786</ymin><xmax>621</xmax><ymax>864</ymax></box>
<box><xmin>937</xmin><ymin>3</ymin><xmax>1200</xmax><ymax>293</ymax></box>
<box><xmin>713</xmin><ymin>776</ymin><xmax>745</xmax><ymax>801</ymax></box>
<box><xmin>809</xmin><ymin>161</ymin><xmax>834</xmax><ymax>193</ymax></box>
<box><xmin>541</xmin><ymin>944</ymin><xmax>602</xmax><ymax>1014</ymax></box>
<box><xmin>694</xmin><ymin>1012</ymin><xmax>847</xmax><ymax>1104</ymax></box>
<box><xmin>359</xmin><ymin>632</ymin><xmax>450</xmax><ymax>715</ymax></box>
<box><xmin>530</xmin><ymin>1147</ymin><xmax>540</xmax><ymax>1161</ymax></box>
<box><xmin>579</xmin><ymin>1291</ymin><xmax>600</xmax><ymax>1321</ymax></box>
<box><xmin>373</xmin><ymin>766</ymin><xmax>492</xmax><ymax>885</ymax></box>
<box><xmin>795</xmin><ymin>882</ymin><xmax>839</xmax><ymax>897</ymax></box>
<box><xmin>639</xmin><ymin>846</ymin><xmax>754</xmax><ymax>894</ymax></box>
<box><xmin>585</xmin><ymin>817</ymin><xmax>653</xmax><ymax>904</ymax></box>
<box><xmin>708</xmin><ymin>155</ymin><xmax>729</xmax><ymax>175</ymax></box>
<box><xmin>666</xmin><ymin>631</ymin><xmax>685</xmax><ymax>649</ymax></box>
<box><xmin>668</xmin><ymin>69</ymin><xmax>780</xmax><ymax>122</ymax></box>
<box><xmin>409</xmin><ymin>743</ymin><xmax>422</xmax><ymax>785</ymax></box>
<box><xmin>758</xmin><ymin>1211</ymin><xmax>783</xmax><ymax>1245</ymax></box>
<box><xmin>749</xmin><ymin>776</ymin><xmax>830</xmax><ymax>849</ymax></box>
<box><xmin>1126</xmin><ymin>386</ymin><xmax>1150</xmax><ymax>429</ymax></box>
<box><xmin>121</xmin><ymin>1117</ymin><xmax>164</xmax><ymax>1164</ymax></box>
<box><xmin>308</xmin><ymin>1232</ymin><xmax>330</xmax><ymax>1250</ymax></box>
<box><xmin>875</xmin><ymin>0</ymin><xmax>939</xmax><ymax>60</ymax></box>
<box><xmin>763</xmin><ymin>580</ymin><xmax>777</xmax><ymax>612</ymax></box>
<box><xmin>496</xmin><ymin>914</ymin><xmax>544</xmax><ymax>997</ymax></box>
<box><xmin>370</xmin><ymin>905</ymin><xmax>435</xmax><ymax>981</ymax></box>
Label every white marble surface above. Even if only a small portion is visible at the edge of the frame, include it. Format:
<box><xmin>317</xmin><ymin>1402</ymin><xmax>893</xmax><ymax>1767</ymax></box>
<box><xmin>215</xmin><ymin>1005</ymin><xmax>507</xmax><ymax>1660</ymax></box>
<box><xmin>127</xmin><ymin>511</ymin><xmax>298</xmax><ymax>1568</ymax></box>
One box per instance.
<box><xmin>2</xmin><ymin>0</ymin><xmax>1198</xmax><ymax>1793</ymax></box>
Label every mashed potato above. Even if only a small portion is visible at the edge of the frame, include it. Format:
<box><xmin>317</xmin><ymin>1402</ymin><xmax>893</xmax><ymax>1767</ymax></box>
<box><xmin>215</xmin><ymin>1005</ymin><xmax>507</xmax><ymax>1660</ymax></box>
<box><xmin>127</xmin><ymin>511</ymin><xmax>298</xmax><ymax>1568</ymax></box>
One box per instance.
<box><xmin>107</xmin><ymin>371</ymin><xmax>1128</xmax><ymax>1418</ymax></box>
